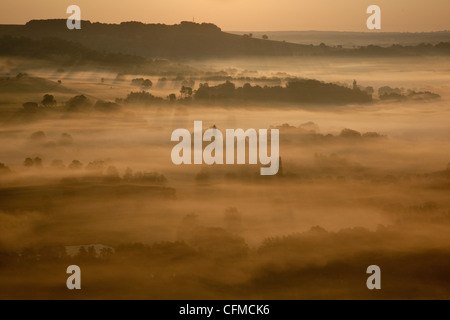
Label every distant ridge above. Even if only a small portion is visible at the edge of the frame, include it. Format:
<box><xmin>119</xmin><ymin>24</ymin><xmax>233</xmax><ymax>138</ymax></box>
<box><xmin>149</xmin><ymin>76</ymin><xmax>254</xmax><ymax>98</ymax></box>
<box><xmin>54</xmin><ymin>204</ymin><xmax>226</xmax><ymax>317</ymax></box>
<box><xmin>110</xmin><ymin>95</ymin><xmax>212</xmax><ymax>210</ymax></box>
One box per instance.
<box><xmin>228</xmin><ymin>30</ymin><xmax>450</xmax><ymax>48</ymax></box>
<box><xmin>0</xmin><ymin>19</ymin><xmax>313</xmax><ymax>58</ymax></box>
<box><xmin>0</xmin><ymin>20</ymin><xmax>449</xmax><ymax>59</ymax></box>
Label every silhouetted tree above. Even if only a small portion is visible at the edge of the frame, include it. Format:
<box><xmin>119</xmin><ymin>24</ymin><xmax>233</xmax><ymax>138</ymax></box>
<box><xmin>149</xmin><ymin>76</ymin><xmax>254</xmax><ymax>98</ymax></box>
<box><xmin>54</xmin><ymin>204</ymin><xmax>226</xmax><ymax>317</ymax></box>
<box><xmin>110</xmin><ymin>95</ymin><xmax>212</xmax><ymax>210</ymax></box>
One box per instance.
<box><xmin>141</xmin><ymin>79</ymin><xmax>152</xmax><ymax>89</ymax></box>
<box><xmin>194</xmin><ymin>81</ymin><xmax>236</xmax><ymax>100</ymax></box>
<box><xmin>24</xmin><ymin>157</ymin><xmax>34</xmax><ymax>167</ymax></box>
<box><xmin>131</xmin><ymin>78</ymin><xmax>152</xmax><ymax>89</ymax></box>
<box><xmin>69</xmin><ymin>160</ymin><xmax>83</xmax><ymax>170</ymax></box>
<box><xmin>340</xmin><ymin>128</ymin><xmax>362</xmax><ymax>138</ymax></box>
<box><xmin>167</xmin><ymin>93</ymin><xmax>177</xmax><ymax>102</ymax></box>
<box><xmin>41</xmin><ymin>94</ymin><xmax>56</xmax><ymax>107</ymax></box>
<box><xmin>86</xmin><ymin>160</ymin><xmax>106</xmax><ymax>172</ymax></box>
<box><xmin>66</xmin><ymin>95</ymin><xmax>92</xmax><ymax>112</ymax></box>
<box><xmin>180</xmin><ymin>86</ymin><xmax>193</xmax><ymax>99</ymax></box>
<box><xmin>59</xmin><ymin>133</ymin><xmax>73</xmax><ymax>146</ymax></box>
<box><xmin>131</xmin><ymin>78</ymin><xmax>143</xmax><ymax>86</ymax></box>
<box><xmin>124</xmin><ymin>91</ymin><xmax>163</xmax><ymax>105</ymax></box>
<box><xmin>262</xmin><ymin>34</ymin><xmax>269</xmax><ymax>40</ymax></box>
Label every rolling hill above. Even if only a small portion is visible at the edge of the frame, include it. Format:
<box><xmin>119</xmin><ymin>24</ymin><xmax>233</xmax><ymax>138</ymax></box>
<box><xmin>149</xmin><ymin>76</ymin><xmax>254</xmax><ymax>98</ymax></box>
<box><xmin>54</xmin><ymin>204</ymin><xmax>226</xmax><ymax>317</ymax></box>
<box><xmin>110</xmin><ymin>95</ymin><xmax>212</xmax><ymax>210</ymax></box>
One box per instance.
<box><xmin>1</xmin><ymin>20</ymin><xmax>448</xmax><ymax>59</ymax></box>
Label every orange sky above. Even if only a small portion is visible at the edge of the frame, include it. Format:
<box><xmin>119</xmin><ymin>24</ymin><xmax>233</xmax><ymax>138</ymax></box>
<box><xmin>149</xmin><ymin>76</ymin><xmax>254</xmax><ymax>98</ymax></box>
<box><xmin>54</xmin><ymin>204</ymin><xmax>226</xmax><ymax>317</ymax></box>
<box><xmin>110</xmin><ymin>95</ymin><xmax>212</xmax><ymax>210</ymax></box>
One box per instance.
<box><xmin>0</xmin><ymin>0</ymin><xmax>449</xmax><ymax>31</ymax></box>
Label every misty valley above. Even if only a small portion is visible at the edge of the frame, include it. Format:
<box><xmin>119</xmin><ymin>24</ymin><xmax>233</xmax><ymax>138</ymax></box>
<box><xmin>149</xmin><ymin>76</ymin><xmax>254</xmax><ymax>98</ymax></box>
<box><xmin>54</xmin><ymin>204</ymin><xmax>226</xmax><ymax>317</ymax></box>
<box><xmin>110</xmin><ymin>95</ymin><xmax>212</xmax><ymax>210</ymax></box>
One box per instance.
<box><xmin>0</xmin><ymin>20</ymin><xmax>450</xmax><ymax>299</ymax></box>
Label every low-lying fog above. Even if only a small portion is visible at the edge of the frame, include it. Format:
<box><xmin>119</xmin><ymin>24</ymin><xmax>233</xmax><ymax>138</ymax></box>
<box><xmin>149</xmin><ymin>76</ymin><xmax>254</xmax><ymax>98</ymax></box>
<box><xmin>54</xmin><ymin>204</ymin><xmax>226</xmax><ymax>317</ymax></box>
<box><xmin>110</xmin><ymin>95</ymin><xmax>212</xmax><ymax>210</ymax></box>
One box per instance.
<box><xmin>1</xmin><ymin>55</ymin><xmax>450</xmax><ymax>299</ymax></box>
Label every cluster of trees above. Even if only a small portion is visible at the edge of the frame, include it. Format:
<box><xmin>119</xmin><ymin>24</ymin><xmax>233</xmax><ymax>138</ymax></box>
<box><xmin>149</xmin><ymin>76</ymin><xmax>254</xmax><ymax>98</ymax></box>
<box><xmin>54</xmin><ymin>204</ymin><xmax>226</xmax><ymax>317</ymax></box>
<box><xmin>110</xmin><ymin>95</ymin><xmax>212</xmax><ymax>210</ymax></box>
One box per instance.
<box><xmin>180</xmin><ymin>86</ymin><xmax>193</xmax><ymax>99</ymax></box>
<box><xmin>80</xmin><ymin>160</ymin><xmax>168</xmax><ymax>183</ymax></box>
<box><xmin>5</xmin><ymin>219</ymin><xmax>449</xmax><ymax>269</ymax></box>
<box><xmin>378</xmin><ymin>86</ymin><xmax>441</xmax><ymax>101</ymax></box>
<box><xmin>167</xmin><ymin>93</ymin><xmax>177</xmax><ymax>102</ymax></box>
<box><xmin>3</xmin><ymin>222</ymin><xmax>450</xmax><ymax>299</ymax></box>
<box><xmin>276</xmin><ymin>124</ymin><xmax>382</xmax><ymax>139</ymax></box>
<box><xmin>24</xmin><ymin>157</ymin><xmax>43</xmax><ymax>168</ymax></box>
<box><xmin>22</xmin><ymin>81</ymin><xmax>375</xmax><ymax>109</ymax></box>
<box><xmin>241</xmin><ymin>33</ymin><xmax>269</xmax><ymax>40</ymax></box>
<box><xmin>75</xmin><ymin>246</ymin><xmax>114</xmax><ymax>260</ymax></box>
<box><xmin>18</xmin><ymin>84</ymin><xmax>439</xmax><ymax>117</ymax></box>
<box><xmin>23</xmin><ymin>157</ymin><xmax>82</xmax><ymax>169</ymax></box>
<box><xmin>122</xmin><ymin>91</ymin><xmax>163</xmax><ymax>105</ymax></box>
<box><xmin>22</xmin><ymin>94</ymin><xmax>57</xmax><ymax>112</ymax></box>
<box><xmin>21</xmin><ymin>158</ymin><xmax>81</xmax><ymax>170</ymax></box>
<box><xmin>94</xmin><ymin>100</ymin><xmax>121</xmax><ymax>112</ymax></box>
<box><xmin>61</xmin><ymin>95</ymin><xmax>120</xmax><ymax>112</ymax></box>
<box><xmin>271</xmin><ymin>124</ymin><xmax>384</xmax><ymax>152</ymax></box>
<box><xmin>123</xmin><ymin>168</ymin><xmax>167</xmax><ymax>184</ymax></box>
<box><xmin>0</xmin><ymin>245</ymin><xmax>113</xmax><ymax>265</ymax></box>
<box><xmin>41</xmin><ymin>94</ymin><xmax>57</xmax><ymax>107</ymax></box>
<box><xmin>152</xmin><ymin>81</ymin><xmax>437</xmax><ymax>105</ymax></box>
<box><xmin>20</xmin><ymin>156</ymin><xmax>168</xmax><ymax>184</ymax></box>
<box><xmin>338</xmin><ymin>128</ymin><xmax>383</xmax><ymax>139</ymax></box>
<box><xmin>66</xmin><ymin>95</ymin><xmax>91</xmax><ymax>112</ymax></box>
<box><xmin>166</xmin><ymin>85</ymin><xmax>194</xmax><ymax>102</ymax></box>
<box><xmin>194</xmin><ymin>80</ymin><xmax>373</xmax><ymax>104</ymax></box>
<box><xmin>379</xmin><ymin>86</ymin><xmax>402</xmax><ymax>97</ymax></box>
<box><xmin>28</xmin><ymin>131</ymin><xmax>73</xmax><ymax>147</ymax></box>
<box><xmin>131</xmin><ymin>78</ymin><xmax>153</xmax><ymax>89</ymax></box>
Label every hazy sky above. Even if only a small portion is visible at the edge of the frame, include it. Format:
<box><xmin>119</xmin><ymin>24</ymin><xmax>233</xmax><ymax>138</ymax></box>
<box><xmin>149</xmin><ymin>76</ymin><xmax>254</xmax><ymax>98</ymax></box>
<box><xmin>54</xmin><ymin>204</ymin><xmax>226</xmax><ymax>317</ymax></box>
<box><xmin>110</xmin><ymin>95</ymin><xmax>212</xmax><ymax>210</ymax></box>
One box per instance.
<box><xmin>0</xmin><ymin>0</ymin><xmax>449</xmax><ymax>32</ymax></box>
